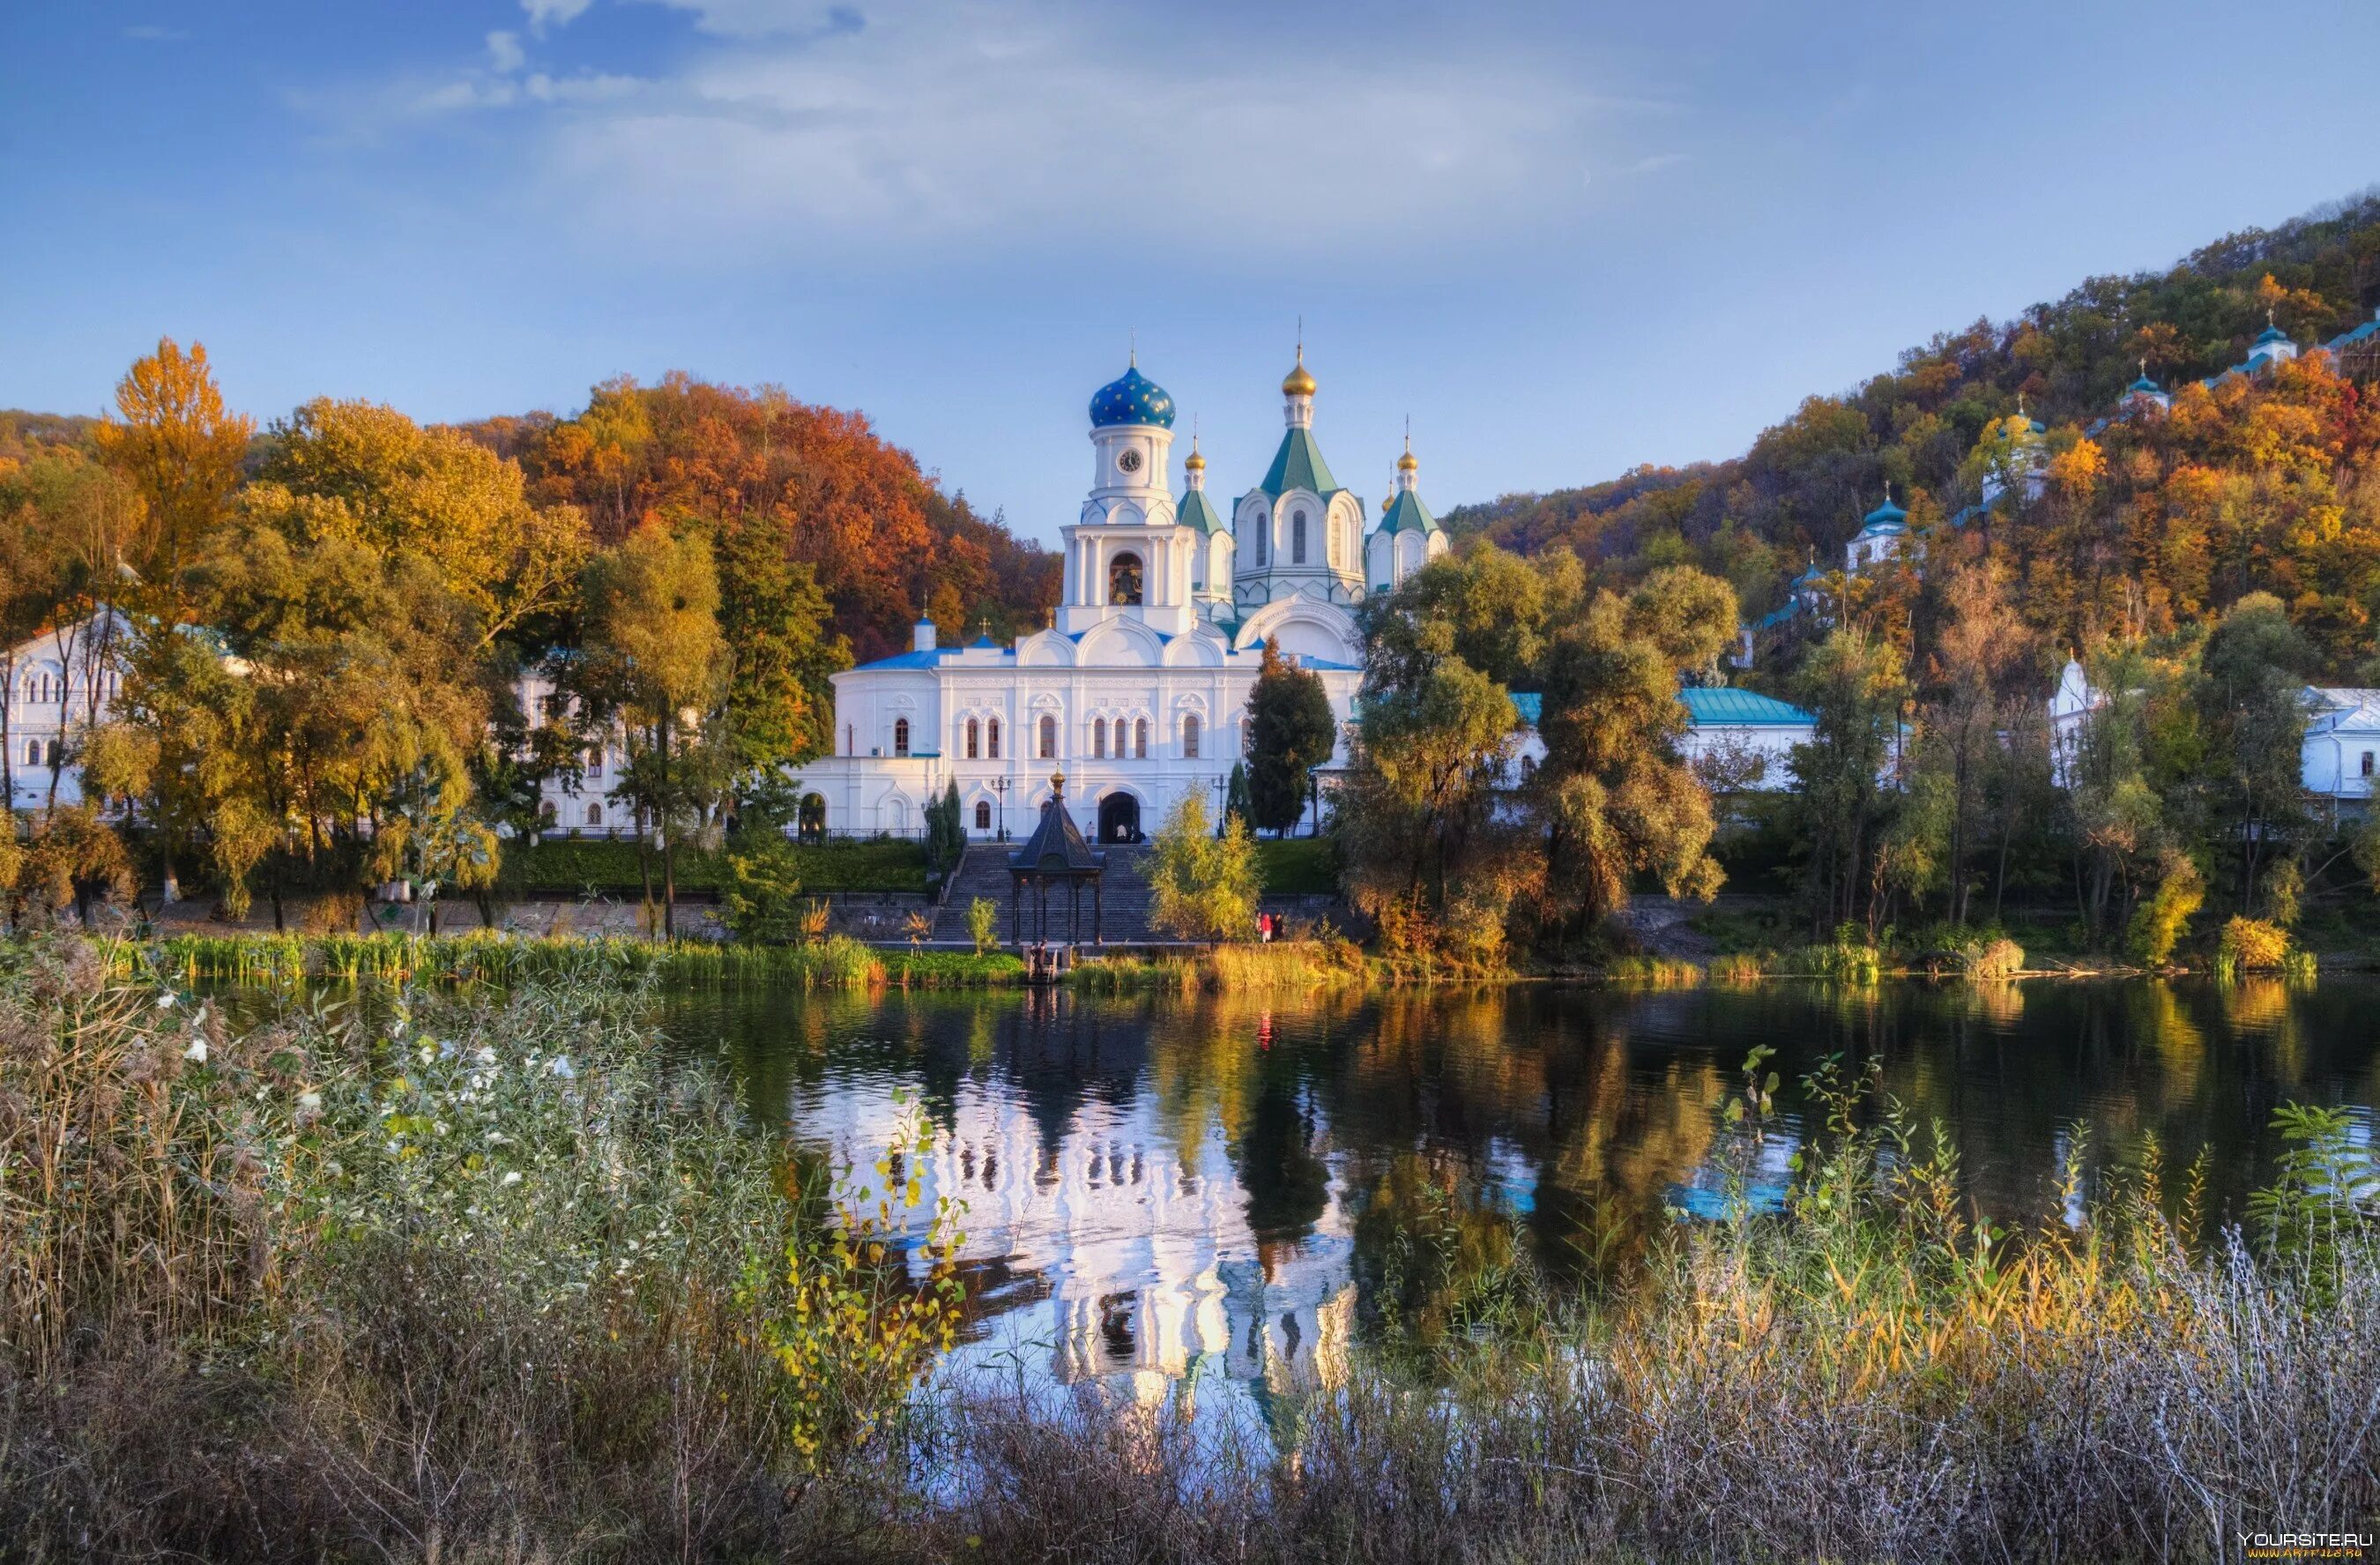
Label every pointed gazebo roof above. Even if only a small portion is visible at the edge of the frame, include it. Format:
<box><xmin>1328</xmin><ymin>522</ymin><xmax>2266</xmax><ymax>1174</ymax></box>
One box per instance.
<box><xmin>1008</xmin><ymin>772</ymin><xmax>1104</xmax><ymax>876</ymax></box>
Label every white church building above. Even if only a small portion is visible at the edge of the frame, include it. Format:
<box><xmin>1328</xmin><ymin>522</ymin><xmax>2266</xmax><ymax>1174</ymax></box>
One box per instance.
<box><xmin>784</xmin><ymin>353</ymin><xmax>1448</xmax><ymax>844</ymax></box>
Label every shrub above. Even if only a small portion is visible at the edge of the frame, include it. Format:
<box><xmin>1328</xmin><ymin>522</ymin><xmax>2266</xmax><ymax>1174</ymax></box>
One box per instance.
<box><xmin>966</xmin><ymin>896</ymin><xmax>998</xmax><ymax>955</ymax></box>
<box><xmin>2218</xmin><ymin>914</ymin><xmax>2292</xmax><ymax>977</ymax></box>
<box><xmin>722</xmin><ymin>832</ymin><xmax>806</xmax><ymax>942</ymax></box>
<box><xmin>1956</xmin><ymin>935</ymin><xmax>2026</xmax><ymax>979</ymax></box>
<box><xmin>2127</xmin><ymin>855</ymin><xmax>2205</xmax><ymax>965</ymax></box>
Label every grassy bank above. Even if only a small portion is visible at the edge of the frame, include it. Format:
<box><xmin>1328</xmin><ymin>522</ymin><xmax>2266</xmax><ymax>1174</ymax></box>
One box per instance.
<box><xmin>134</xmin><ymin>930</ymin><xmax>1023</xmax><ymax>988</ymax></box>
<box><xmin>1065</xmin><ymin>937</ymin><xmax>1372</xmax><ymax>994</ymax></box>
<box><xmin>7</xmin><ymin>944</ymin><xmax>2376</xmax><ymax>1561</ymax></box>
<box><xmin>498</xmin><ymin>835</ymin><xmax>932</xmax><ymax>894</ymax></box>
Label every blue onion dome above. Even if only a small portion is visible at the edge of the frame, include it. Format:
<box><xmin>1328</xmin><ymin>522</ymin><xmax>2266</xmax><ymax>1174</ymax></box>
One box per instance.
<box><xmin>1863</xmin><ymin>496</ymin><xmax>1908</xmax><ymax>531</ymax></box>
<box><xmin>1090</xmin><ymin>364</ymin><xmax>1177</xmax><ymax>429</ymax></box>
<box><xmin>2130</xmin><ymin>370</ymin><xmax>2162</xmax><ymax>393</ymax></box>
<box><xmin>2256</xmin><ymin>321</ymin><xmax>2293</xmax><ymax>347</ymax></box>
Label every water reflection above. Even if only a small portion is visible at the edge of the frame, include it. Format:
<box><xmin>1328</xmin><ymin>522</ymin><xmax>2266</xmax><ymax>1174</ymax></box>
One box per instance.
<box><xmin>664</xmin><ymin>978</ymin><xmax>2380</xmax><ymax>1393</ymax></box>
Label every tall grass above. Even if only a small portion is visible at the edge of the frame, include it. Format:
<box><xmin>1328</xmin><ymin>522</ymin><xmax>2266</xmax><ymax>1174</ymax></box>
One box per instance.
<box><xmin>905</xmin><ymin>1057</ymin><xmax>2380</xmax><ymax>1565</ymax></box>
<box><xmin>130</xmin><ymin>929</ymin><xmax>1021</xmax><ymax>989</ymax></box>
<box><xmin>1066</xmin><ymin>938</ymin><xmax>1372</xmax><ymax>995</ymax></box>
<box><xmin>0</xmin><ymin>936</ymin><xmax>960</xmax><ymax>1560</ymax></box>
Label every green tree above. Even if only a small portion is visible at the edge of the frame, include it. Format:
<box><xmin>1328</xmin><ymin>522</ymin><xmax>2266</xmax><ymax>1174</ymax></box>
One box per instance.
<box><xmin>1528</xmin><ymin>569</ymin><xmax>1736</xmax><ymax>935</ymax></box>
<box><xmin>576</xmin><ymin>520</ymin><xmax>728</xmax><ymax>938</ymax></box>
<box><xmin>924</xmin><ymin>779</ymin><xmax>966</xmax><ymax>877</ymax></box>
<box><xmin>715</xmin><ymin>512</ymin><xmax>849</xmax><ymax>772</ymax></box>
<box><xmin>2194</xmin><ymin>592</ymin><xmax>2314</xmax><ymax>912</ymax></box>
<box><xmin>1246</xmin><ymin>638</ymin><xmax>1339</xmax><ymax>836</ymax></box>
<box><xmin>1222</xmin><ymin>761</ymin><xmax>1253</xmax><ymax>837</ymax></box>
<box><xmin>1789</xmin><ymin>629</ymin><xmax>1910</xmax><ymax>936</ymax></box>
<box><xmin>722</xmin><ymin>833</ymin><xmax>807</xmax><ymax>943</ymax></box>
<box><xmin>1147</xmin><ymin>789</ymin><xmax>1258</xmax><ymax>943</ymax></box>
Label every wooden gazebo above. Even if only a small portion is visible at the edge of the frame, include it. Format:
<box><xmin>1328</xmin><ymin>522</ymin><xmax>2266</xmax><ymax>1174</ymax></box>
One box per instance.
<box><xmin>1008</xmin><ymin>771</ymin><xmax>1105</xmax><ymax>946</ymax></box>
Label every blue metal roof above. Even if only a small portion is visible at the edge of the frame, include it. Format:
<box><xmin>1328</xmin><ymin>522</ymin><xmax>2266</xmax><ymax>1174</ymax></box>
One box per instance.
<box><xmin>1089</xmin><ymin>364</ymin><xmax>1176</xmax><ymax>429</ymax></box>
<box><xmin>1377</xmin><ymin>488</ymin><xmax>1439</xmax><ymax>537</ymax></box>
<box><xmin>852</xmin><ymin>647</ymin><xmax>957</xmax><ymax>671</ymax></box>
<box><xmin>1177</xmin><ymin>486</ymin><xmax>1229</xmax><ymax>536</ymax></box>
<box><xmin>1678</xmin><ymin>687</ymin><xmax>1815</xmax><ymax>727</ymax></box>
<box><xmin>1510</xmin><ymin>692</ymin><xmax>1543</xmax><ymax>727</ymax></box>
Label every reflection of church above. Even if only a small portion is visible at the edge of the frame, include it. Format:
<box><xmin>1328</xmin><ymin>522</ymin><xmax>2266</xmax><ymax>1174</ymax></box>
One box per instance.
<box><xmin>792</xmin><ymin>998</ymin><xmax>1357</xmax><ymax>1397</ymax></box>
<box><xmin>787</xmin><ymin>351</ymin><xmax>1447</xmax><ymax>842</ymax></box>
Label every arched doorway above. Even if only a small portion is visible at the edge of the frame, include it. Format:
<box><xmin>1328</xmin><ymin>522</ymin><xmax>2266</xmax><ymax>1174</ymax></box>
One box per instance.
<box><xmin>797</xmin><ymin>793</ymin><xmax>828</xmax><ymax>846</ymax></box>
<box><xmin>1097</xmin><ymin>791</ymin><xmax>1141</xmax><ymax>844</ymax></box>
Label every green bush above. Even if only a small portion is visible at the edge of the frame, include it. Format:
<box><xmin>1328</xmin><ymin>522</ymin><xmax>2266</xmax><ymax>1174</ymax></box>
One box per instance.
<box><xmin>1254</xmin><ymin>837</ymin><xmax>1341</xmax><ymax>897</ymax></box>
<box><xmin>501</xmin><ymin>836</ymin><xmax>929</xmax><ymax>894</ymax></box>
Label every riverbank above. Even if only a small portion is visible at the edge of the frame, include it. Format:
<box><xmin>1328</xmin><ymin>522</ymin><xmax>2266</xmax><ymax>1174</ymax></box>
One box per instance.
<box><xmin>6</xmin><ymin>938</ymin><xmax>2373</xmax><ymax>1562</ymax></box>
<box><xmin>130</xmin><ymin>929</ymin><xmax>1024</xmax><ymax>987</ymax></box>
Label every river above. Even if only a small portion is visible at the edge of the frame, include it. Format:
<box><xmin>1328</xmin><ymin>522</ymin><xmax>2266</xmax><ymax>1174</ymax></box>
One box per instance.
<box><xmin>657</xmin><ymin>976</ymin><xmax>2380</xmax><ymax>1398</ymax></box>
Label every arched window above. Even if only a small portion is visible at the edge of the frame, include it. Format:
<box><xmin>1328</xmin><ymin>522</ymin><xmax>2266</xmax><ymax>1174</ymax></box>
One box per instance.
<box><xmin>893</xmin><ymin>718</ymin><xmax>911</xmax><ymax>757</ymax></box>
<box><xmin>1092</xmin><ymin>719</ymin><xmax>1107</xmax><ymax>759</ymax></box>
<box><xmin>22</xmin><ymin>740</ymin><xmax>36</xmax><ymax>766</ymax></box>
<box><xmin>1108</xmin><ymin>552</ymin><xmax>1143</xmax><ymax>607</ymax></box>
<box><xmin>1254</xmin><ymin>516</ymin><xmax>1268</xmax><ymax>566</ymax></box>
<box><xmin>1183</xmin><ymin>714</ymin><xmax>1201</xmax><ymax>760</ymax></box>
<box><xmin>1292</xmin><ymin>510</ymin><xmax>1307</xmax><ymax>564</ymax></box>
<box><xmin>539</xmin><ymin>800</ymin><xmax>557</xmax><ymax>825</ymax></box>
<box><xmin>1134</xmin><ymin>719</ymin><xmax>1148</xmax><ymax>759</ymax></box>
<box><xmin>966</xmin><ymin>718</ymin><xmax>980</xmax><ymax>759</ymax></box>
<box><xmin>987</xmin><ymin>717</ymin><xmax>1000</xmax><ymax>759</ymax></box>
<box><xmin>585</xmin><ymin>802</ymin><xmax>603</xmax><ymax>827</ymax></box>
<box><xmin>43</xmin><ymin>741</ymin><xmax>57</xmax><ymax>767</ymax></box>
<box><xmin>1038</xmin><ymin>714</ymin><xmax>1057</xmax><ymax>759</ymax></box>
<box><xmin>586</xmin><ymin>747</ymin><xmax>604</xmax><ymax>778</ymax></box>
<box><xmin>975</xmin><ymin>800</ymin><xmax>992</xmax><ymax>831</ymax></box>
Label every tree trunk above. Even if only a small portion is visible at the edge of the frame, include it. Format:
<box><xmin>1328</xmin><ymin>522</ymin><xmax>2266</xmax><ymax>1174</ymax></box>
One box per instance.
<box><xmin>663</xmin><ymin>838</ymin><xmax>677</xmax><ymax>941</ymax></box>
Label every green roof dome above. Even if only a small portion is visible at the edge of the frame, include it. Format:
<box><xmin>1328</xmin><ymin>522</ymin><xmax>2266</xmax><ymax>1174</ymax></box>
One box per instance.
<box><xmin>1089</xmin><ymin>365</ymin><xmax>1176</xmax><ymax>429</ymax></box>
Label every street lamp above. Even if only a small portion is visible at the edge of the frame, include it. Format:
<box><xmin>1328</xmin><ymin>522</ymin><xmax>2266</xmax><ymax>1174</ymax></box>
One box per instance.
<box><xmin>991</xmin><ymin>775</ymin><xmax>1011</xmax><ymax>840</ymax></box>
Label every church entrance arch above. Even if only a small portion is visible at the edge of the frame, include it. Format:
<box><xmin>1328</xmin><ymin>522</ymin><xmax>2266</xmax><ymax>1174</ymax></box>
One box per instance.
<box><xmin>1097</xmin><ymin>791</ymin><xmax>1142</xmax><ymax>844</ymax></box>
<box><xmin>797</xmin><ymin>793</ymin><xmax>828</xmax><ymax>845</ymax></box>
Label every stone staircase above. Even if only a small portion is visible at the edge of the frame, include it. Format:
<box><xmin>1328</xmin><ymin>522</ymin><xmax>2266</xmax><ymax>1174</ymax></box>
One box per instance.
<box><xmin>930</xmin><ymin>841</ymin><xmax>1160</xmax><ymax>944</ymax></box>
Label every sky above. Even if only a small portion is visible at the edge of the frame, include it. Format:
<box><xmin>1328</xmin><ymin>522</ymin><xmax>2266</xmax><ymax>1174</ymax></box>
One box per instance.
<box><xmin>4</xmin><ymin>1</ymin><xmax>2380</xmax><ymax>548</ymax></box>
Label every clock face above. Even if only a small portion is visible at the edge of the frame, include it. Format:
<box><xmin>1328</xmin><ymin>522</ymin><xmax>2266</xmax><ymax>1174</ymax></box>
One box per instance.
<box><xmin>1116</xmin><ymin>447</ymin><xmax>1143</xmax><ymax>474</ymax></box>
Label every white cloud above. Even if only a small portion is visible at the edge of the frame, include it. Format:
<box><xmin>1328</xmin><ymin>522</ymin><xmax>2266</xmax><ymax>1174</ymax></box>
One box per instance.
<box><xmin>522</xmin><ymin>0</ymin><xmax>593</xmax><ymax>34</ymax></box>
<box><xmin>502</xmin><ymin>3</ymin><xmax>1637</xmax><ymax>264</ymax></box>
<box><xmin>487</xmin><ymin>30</ymin><xmax>526</xmax><ymax>73</ymax></box>
<box><xmin>1629</xmin><ymin>153</ymin><xmax>1689</xmax><ymax>175</ymax></box>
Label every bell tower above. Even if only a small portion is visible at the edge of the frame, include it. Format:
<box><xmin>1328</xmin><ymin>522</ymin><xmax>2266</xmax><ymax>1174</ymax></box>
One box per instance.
<box><xmin>1060</xmin><ymin>359</ymin><xmax>1197</xmax><ymax>637</ymax></box>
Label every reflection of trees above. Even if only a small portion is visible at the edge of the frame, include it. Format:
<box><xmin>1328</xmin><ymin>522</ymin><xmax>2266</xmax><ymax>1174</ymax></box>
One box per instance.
<box><xmin>1349</xmin><ymin>1150</ymin><xmax>1533</xmax><ymax>1351</ymax></box>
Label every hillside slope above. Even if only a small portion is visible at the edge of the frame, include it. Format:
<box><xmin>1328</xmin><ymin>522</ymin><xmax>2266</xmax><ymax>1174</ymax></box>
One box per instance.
<box><xmin>1446</xmin><ymin>191</ymin><xmax>2380</xmax><ymax>653</ymax></box>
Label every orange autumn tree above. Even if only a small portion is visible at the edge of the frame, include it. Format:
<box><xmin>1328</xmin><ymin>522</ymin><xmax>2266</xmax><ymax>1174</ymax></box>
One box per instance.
<box><xmin>92</xmin><ymin>337</ymin><xmax>253</xmax><ymax>615</ymax></box>
<box><xmin>487</xmin><ymin>375</ymin><xmax>1058</xmax><ymax>662</ymax></box>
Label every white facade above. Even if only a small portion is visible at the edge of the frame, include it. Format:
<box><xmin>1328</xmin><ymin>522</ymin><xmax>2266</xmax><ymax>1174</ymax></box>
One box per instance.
<box><xmin>2049</xmin><ymin>660</ymin><xmax>2380</xmax><ymax>809</ymax></box>
<box><xmin>785</xmin><ymin>354</ymin><xmax>1437</xmax><ymax>844</ymax></box>
<box><xmin>4</xmin><ymin>612</ymin><xmax>132</xmax><ymax>810</ymax></box>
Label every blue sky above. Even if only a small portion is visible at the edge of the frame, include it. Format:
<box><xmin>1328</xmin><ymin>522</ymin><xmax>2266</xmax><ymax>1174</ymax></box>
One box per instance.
<box><xmin>5</xmin><ymin>1</ymin><xmax>2379</xmax><ymax>547</ymax></box>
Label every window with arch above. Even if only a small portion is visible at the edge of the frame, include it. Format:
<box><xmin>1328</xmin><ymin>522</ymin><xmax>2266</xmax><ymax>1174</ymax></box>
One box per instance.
<box><xmin>585</xmin><ymin>802</ymin><xmax>603</xmax><ymax>827</ymax></box>
<box><xmin>539</xmin><ymin>800</ymin><xmax>557</xmax><ymax>825</ymax></box>
<box><xmin>1108</xmin><ymin>552</ymin><xmax>1143</xmax><ymax>607</ymax></box>
<box><xmin>893</xmin><ymin>717</ymin><xmax>911</xmax><ymax>757</ymax></box>
<box><xmin>23</xmin><ymin>740</ymin><xmax>36</xmax><ymax>766</ymax></box>
<box><xmin>975</xmin><ymin>800</ymin><xmax>992</xmax><ymax>831</ymax></box>
<box><xmin>987</xmin><ymin>717</ymin><xmax>1000</xmax><ymax>759</ymax></box>
<box><xmin>1134</xmin><ymin>718</ymin><xmax>1148</xmax><ymax>759</ymax></box>
<box><xmin>1292</xmin><ymin>510</ymin><xmax>1307</xmax><ymax>564</ymax></box>
<box><xmin>1182</xmin><ymin>714</ymin><xmax>1201</xmax><ymax>760</ymax></box>
<box><xmin>1038</xmin><ymin>713</ymin><xmax>1057</xmax><ymax>759</ymax></box>
<box><xmin>46</xmin><ymin>741</ymin><xmax>58</xmax><ymax>768</ymax></box>
<box><xmin>1254</xmin><ymin>516</ymin><xmax>1268</xmax><ymax>566</ymax></box>
<box><xmin>1092</xmin><ymin>719</ymin><xmax>1107</xmax><ymax>759</ymax></box>
<box><xmin>965</xmin><ymin>718</ymin><xmax>979</xmax><ymax>759</ymax></box>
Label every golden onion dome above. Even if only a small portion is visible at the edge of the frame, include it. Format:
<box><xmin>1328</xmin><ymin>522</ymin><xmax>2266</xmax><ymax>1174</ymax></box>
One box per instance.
<box><xmin>1396</xmin><ymin>447</ymin><xmax>1418</xmax><ymax>473</ymax></box>
<box><xmin>1282</xmin><ymin>350</ymin><xmax>1317</xmax><ymax>398</ymax></box>
<box><xmin>1184</xmin><ymin>443</ymin><xmax>1206</xmax><ymax>472</ymax></box>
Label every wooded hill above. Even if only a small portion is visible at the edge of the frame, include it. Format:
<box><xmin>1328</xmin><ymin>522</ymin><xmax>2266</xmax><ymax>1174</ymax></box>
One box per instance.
<box><xmin>1445</xmin><ymin>190</ymin><xmax>2380</xmax><ymax>674</ymax></box>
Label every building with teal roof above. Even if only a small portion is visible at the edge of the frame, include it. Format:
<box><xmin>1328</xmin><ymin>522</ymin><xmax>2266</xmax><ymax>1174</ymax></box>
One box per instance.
<box><xmin>1844</xmin><ymin>490</ymin><xmax>1911</xmax><ymax>574</ymax></box>
<box><xmin>1366</xmin><ymin>433</ymin><xmax>1450</xmax><ymax>592</ymax></box>
<box><xmin>1233</xmin><ymin>346</ymin><xmax>1370</xmax><ymax>615</ymax></box>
